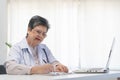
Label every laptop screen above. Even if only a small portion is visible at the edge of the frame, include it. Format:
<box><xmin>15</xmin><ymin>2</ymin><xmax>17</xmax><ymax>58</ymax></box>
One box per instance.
<box><xmin>105</xmin><ymin>37</ymin><xmax>115</xmax><ymax>69</ymax></box>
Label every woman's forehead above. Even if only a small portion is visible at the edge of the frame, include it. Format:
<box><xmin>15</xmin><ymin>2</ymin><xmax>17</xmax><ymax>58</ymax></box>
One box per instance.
<box><xmin>33</xmin><ymin>25</ymin><xmax>47</xmax><ymax>31</ymax></box>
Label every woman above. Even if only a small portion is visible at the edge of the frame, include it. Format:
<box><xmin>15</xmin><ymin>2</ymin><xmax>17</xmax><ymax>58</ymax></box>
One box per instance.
<box><xmin>5</xmin><ymin>15</ymin><xmax>68</xmax><ymax>75</ymax></box>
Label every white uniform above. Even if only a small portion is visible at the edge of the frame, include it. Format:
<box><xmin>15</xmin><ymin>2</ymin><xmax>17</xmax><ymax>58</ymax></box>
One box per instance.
<box><xmin>5</xmin><ymin>38</ymin><xmax>58</xmax><ymax>74</ymax></box>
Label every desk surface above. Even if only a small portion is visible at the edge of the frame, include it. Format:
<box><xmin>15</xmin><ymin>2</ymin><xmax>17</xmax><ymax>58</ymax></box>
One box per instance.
<box><xmin>0</xmin><ymin>71</ymin><xmax>120</xmax><ymax>80</ymax></box>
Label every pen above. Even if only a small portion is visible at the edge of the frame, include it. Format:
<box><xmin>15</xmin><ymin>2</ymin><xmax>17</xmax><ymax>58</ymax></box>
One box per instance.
<box><xmin>43</xmin><ymin>59</ymin><xmax>47</xmax><ymax>63</ymax></box>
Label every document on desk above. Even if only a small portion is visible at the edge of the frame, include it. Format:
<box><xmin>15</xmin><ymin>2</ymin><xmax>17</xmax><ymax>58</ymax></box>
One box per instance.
<box><xmin>44</xmin><ymin>72</ymin><xmax>72</xmax><ymax>76</ymax></box>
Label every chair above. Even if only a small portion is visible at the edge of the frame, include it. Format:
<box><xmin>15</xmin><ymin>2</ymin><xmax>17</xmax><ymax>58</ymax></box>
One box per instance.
<box><xmin>0</xmin><ymin>65</ymin><xmax>6</xmax><ymax>74</ymax></box>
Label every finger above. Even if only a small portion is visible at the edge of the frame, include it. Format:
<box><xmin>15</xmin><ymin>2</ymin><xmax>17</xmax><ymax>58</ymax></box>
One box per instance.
<box><xmin>60</xmin><ymin>66</ymin><xmax>68</xmax><ymax>72</ymax></box>
<box><xmin>56</xmin><ymin>66</ymin><xmax>64</xmax><ymax>72</ymax></box>
<box><xmin>63</xmin><ymin>66</ymin><xmax>68</xmax><ymax>72</ymax></box>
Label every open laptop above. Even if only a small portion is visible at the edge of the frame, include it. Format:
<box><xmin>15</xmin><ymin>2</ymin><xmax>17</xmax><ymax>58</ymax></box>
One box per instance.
<box><xmin>73</xmin><ymin>38</ymin><xmax>115</xmax><ymax>73</ymax></box>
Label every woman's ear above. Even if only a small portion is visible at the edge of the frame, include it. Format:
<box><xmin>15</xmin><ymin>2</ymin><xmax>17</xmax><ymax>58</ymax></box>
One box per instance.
<box><xmin>27</xmin><ymin>27</ymin><xmax>31</xmax><ymax>34</ymax></box>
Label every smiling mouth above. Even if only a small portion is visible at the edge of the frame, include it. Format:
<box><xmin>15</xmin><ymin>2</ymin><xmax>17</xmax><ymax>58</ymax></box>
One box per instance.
<box><xmin>35</xmin><ymin>37</ymin><xmax>41</xmax><ymax>41</ymax></box>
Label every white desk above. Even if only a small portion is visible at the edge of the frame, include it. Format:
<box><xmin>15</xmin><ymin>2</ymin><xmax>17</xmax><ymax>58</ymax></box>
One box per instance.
<box><xmin>0</xmin><ymin>71</ymin><xmax>120</xmax><ymax>80</ymax></box>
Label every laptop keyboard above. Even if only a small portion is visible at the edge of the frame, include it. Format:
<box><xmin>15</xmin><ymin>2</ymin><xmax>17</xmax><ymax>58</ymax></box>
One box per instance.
<box><xmin>73</xmin><ymin>68</ymin><xmax>107</xmax><ymax>73</ymax></box>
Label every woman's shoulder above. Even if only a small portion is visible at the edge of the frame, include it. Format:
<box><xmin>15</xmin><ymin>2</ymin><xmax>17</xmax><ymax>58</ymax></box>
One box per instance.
<box><xmin>38</xmin><ymin>43</ymin><xmax>50</xmax><ymax>50</ymax></box>
<box><xmin>38</xmin><ymin>43</ymin><xmax>47</xmax><ymax>48</ymax></box>
<box><xmin>12</xmin><ymin>38</ymin><xmax>28</xmax><ymax>49</ymax></box>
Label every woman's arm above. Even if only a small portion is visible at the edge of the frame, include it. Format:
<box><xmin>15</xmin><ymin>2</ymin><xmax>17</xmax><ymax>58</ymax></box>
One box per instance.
<box><xmin>5</xmin><ymin>60</ymin><xmax>31</xmax><ymax>75</ymax></box>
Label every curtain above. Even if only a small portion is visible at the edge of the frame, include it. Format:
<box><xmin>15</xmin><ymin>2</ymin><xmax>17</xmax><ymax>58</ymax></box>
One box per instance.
<box><xmin>78</xmin><ymin>0</ymin><xmax>120</xmax><ymax>69</ymax></box>
<box><xmin>8</xmin><ymin>0</ymin><xmax>80</xmax><ymax>70</ymax></box>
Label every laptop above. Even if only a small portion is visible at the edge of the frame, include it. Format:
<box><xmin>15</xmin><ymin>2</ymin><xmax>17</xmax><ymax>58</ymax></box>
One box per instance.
<box><xmin>73</xmin><ymin>38</ymin><xmax>115</xmax><ymax>73</ymax></box>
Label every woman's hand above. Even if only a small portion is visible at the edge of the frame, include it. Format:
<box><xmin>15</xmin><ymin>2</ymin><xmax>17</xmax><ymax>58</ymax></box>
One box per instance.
<box><xmin>30</xmin><ymin>64</ymin><xmax>54</xmax><ymax>74</ymax></box>
<box><xmin>54</xmin><ymin>63</ymin><xmax>68</xmax><ymax>73</ymax></box>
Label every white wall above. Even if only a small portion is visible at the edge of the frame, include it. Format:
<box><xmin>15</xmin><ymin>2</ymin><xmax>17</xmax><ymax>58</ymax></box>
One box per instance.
<box><xmin>0</xmin><ymin>0</ymin><xmax>7</xmax><ymax>64</ymax></box>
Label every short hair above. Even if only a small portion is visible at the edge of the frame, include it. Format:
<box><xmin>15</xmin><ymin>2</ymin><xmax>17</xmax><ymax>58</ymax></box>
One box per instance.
<box><xmin>28</xmin><ymin>15</ymin><xmax>50</xmax><ymax>31</ymax></box>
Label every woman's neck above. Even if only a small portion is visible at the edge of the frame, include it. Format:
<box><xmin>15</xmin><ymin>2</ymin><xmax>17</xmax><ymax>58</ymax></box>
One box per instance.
<box><xmin>26</xmin><ymin>37</ymin><xmax>36</xmax><ymax>48</ymax></box>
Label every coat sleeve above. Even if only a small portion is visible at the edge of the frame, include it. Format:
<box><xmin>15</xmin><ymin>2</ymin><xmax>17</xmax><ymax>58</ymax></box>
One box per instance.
<box><xmin>5</xmin><ymin>60</ymin><xmax>31</xmax><ymax>75</ymax></box>
<box><xmin>4</xmin><ymin>45</ymin><xmax>31</xmax><ymax>75</ymax></box>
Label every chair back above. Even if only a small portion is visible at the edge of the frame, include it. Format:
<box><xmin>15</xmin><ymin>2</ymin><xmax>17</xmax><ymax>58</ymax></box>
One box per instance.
<box><xmin>0</xmin><ymin>65</ymin><xmax>6</xmax><ymax>74</ymax></box>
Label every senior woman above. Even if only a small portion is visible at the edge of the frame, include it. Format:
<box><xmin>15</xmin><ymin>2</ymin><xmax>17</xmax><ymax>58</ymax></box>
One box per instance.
<box><xmin>5</xmin><ymin>15</ymin><xmax>68</xmax><ymax>75</ymax></box>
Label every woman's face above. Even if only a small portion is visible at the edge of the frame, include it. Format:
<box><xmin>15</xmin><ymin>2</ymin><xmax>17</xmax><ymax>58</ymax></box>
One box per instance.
<box><xmin>27</xmin><ymin>25</ymin><xmax>47</xmax><ymax>47</ymax></box>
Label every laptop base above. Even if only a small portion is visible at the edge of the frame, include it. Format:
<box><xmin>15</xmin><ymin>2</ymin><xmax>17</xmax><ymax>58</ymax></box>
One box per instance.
<box><xmin>73</xmin><ymin>68</ymin><xmax>109</xmax><ymax>73</ymax></box>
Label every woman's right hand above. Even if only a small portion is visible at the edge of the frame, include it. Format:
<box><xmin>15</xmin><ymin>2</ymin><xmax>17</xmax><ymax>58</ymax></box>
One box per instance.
<box><xmin>30</xmin><ymin>64</ymin><xmax>54</xmax><ymax>74</ymax></box>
